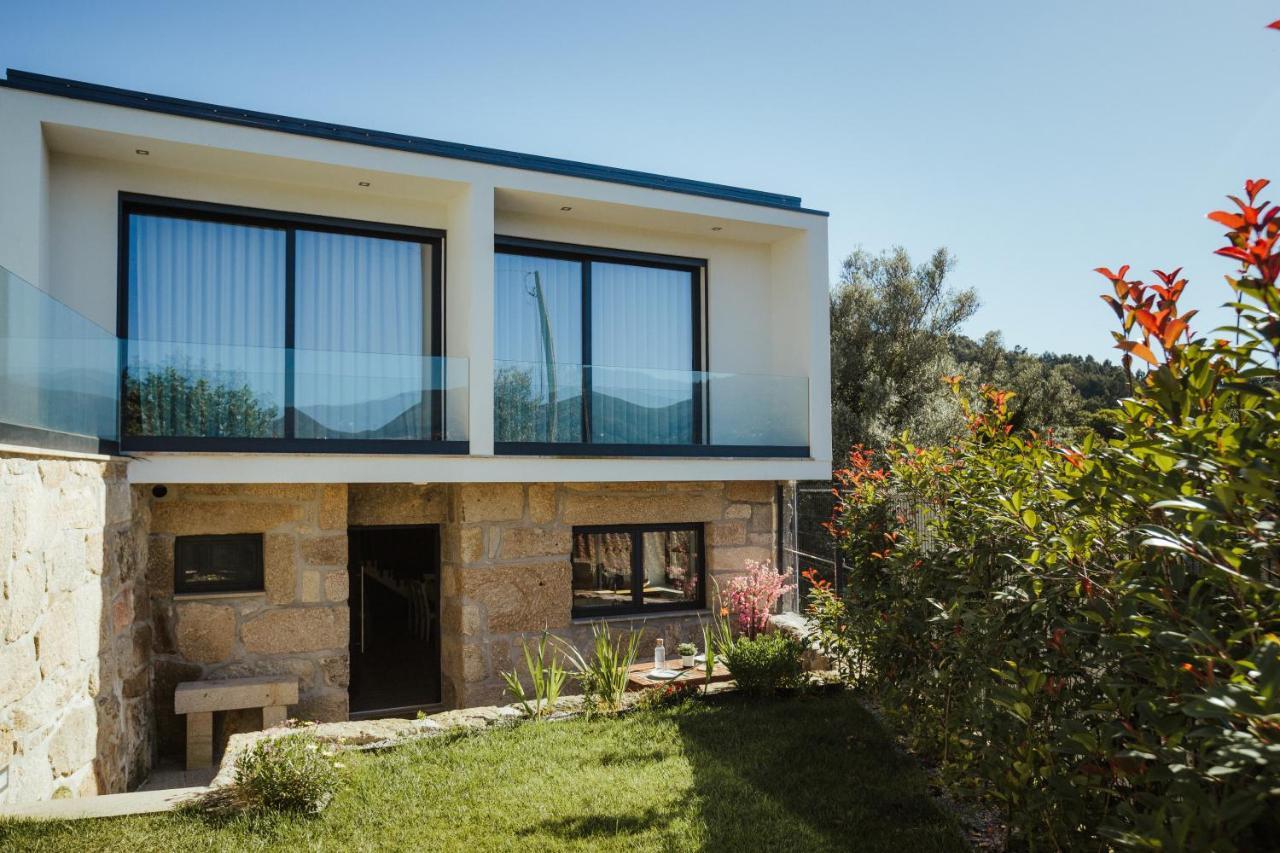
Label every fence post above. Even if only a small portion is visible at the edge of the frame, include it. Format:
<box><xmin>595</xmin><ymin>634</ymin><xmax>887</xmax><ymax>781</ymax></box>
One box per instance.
<box><xmin>779</xmin><ymin>480</ymin><xmax>798</xmax><ymax>612</ymax></box>
<box><xmin>834</xmin><ymin>542</ymin><xmax>844</xmax><ymax>596</ymax></box>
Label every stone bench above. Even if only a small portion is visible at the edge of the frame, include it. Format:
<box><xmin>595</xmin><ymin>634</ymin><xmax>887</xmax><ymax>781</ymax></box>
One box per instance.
<box><xmin>174</xmin><ymin>676</ymin><xmax>299</xmax><ymax>770</ymax></box>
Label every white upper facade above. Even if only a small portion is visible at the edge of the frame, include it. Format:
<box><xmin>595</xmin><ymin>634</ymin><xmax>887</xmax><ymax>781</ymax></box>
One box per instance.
<box><xmin>0</xmin><ymin>71</ymin><xmax>831</xmax><ymax>484</ymax></box>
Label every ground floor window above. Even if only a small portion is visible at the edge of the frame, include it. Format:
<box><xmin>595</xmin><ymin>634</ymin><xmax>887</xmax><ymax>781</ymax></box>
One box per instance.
<box><xmin>174</xmin><ymin>533</ymin><xmax>264</xmax><ymax>595</ymax></box>
<box><xmin>570</xmin><ymin>523</ymin><xmax>704</xmax><ymax>616</ymax></box>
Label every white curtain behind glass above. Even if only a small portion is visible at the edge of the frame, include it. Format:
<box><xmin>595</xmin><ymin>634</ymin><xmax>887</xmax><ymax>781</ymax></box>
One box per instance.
<box><xmin>293</xmin><ymin>230</ymin><xmax>428</xmax><ymax>439</ymax></box>
<box><xmin>590</xmin><ymin>262</ymin><xmax>694</xmax><ymax>444</ymax></box>
<box><xmin>127</xmin><ymin>214</ymin><xmax>286</xmax><ymax>437</ymax></box>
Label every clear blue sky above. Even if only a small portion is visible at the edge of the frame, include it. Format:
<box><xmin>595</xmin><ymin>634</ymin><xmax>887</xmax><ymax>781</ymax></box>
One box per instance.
<box><xmin>5</xmin><ymin>1</ymin><xmax>1277</xmax><ymax>361</ymax></box>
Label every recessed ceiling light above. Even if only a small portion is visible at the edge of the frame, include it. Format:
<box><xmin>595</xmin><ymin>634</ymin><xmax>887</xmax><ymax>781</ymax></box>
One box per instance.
<box><xmin>358</xmin><ymin>181</ymin><xmax>371</xmax><ymax>187</ymax></box>
<box><xmin>711</xmin><ymin>226</ymin><xmax>723</xmax><ymax>231</ymax></box>
<box><xmin>135</xmin><ymin>149</ymin><xmax>149</xmax><ymax>156</ymax></box>
<box><xmin>560</xmin><ymin>206</ymin><xmax>573</xmax><ymax>211</ymax></box>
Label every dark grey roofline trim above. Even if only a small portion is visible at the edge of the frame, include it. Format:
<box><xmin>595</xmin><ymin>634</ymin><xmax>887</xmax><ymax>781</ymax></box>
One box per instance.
<box><xmin>1</xmin><ymin>70</ymin><xmax>828</xmax><ymax>217</ymax></box>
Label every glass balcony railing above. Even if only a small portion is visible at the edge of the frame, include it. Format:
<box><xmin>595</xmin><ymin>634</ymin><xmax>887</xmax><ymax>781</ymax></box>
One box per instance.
<box><xmin>123</xmin><ymin>341</ymin><xmax>468</xmax><ymax>448</ymax></box>
<box><xmin>0</xmin><ymin>264</ymin><xmax>469</xmax><ymax>451</ymax></box>
<box><xmin>493</xmin><ymin>359</ymin><xmax>809</xmax><ymax>455</ymax></box>
<box><xmin>0</xmin><ymin>267</ymin><xmax>120</xmax><ymax>443</ymax></box>
<box><xmin>3</xmin><ymin>263</ymin><xmax>808</xmax><ymax>458</ymax></box>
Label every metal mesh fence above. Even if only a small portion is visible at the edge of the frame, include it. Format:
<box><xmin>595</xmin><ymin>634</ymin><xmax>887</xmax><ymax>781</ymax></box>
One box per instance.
<box><xmin>780</xmin><ymin>480</ymin><xmax>842</xmax><ymax>610</ymax></box>
<box><xmin>779</xmin><ymin>481</ymin><xmax>936</xmax><ymax>613</ymax></box>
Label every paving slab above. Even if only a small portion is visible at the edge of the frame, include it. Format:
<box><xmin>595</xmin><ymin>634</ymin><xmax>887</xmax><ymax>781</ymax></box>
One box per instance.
<box><xmin>0</xmin><ymin>786</ymin><xmax>205</xmax><ymax>822</ymax></box>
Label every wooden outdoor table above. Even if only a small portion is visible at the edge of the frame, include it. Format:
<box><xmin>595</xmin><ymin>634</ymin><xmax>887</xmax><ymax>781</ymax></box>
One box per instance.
<box><xmin>625</xmin><ymin>660</ymin><xmax>732</xmax><ymax>691</ymax></box>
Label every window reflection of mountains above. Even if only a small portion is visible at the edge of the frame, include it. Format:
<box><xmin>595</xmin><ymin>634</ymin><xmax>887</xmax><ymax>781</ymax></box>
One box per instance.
<box><xmin>123</xmin><ymin>370</ymin><xmax>441</xmax><ymax>440</ymax></box>
<box><xmin>494</xmin><ymin>389</ymin><xmax>695</xmax><ymax>444</ymax></box>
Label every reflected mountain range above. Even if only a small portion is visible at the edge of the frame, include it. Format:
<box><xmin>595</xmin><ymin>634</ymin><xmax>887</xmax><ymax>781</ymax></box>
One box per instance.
<box><xmin>494</xmin><ymin>389</ymin><xmax>696</xmax><ymax>444</ymax></box>
<box><xmin>123</xmin><ymin>368</ymin><xmax>443</xmax><ymax>440</ymax></box>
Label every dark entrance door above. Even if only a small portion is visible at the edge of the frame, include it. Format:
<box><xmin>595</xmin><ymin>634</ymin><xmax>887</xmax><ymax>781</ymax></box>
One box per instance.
<box><xmin>347</xmin><ymin>525</ymin><xmax>441</xmax><ymax>717</ymax></box>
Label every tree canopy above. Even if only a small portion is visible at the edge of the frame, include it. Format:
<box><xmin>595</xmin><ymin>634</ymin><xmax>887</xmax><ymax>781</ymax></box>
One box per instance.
<box><xmin>829</xmin><ymin>246</ymin><xmax>1128</xmax><ymax>458</ymax></box>
<box><xmin>829</xmin><ymin>246</ymin><xmax>977</xmax><ymax>453</ymax></box>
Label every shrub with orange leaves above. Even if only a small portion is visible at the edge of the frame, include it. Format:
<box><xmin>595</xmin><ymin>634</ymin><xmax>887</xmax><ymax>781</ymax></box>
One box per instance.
<box><xmin>1096</xmin><ymin>265</ymin><xmax>1197</xmax><ymax>369</ymax></box>
<box><xmin>815</xmin><ymin>175</ymin><xmax>1280</xmax><ymax>850</ymax></box>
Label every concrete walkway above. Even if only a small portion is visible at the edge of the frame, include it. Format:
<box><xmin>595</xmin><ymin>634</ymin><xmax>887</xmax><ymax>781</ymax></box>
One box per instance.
<box><xmin>0</xmin><ymin>763</ymin><xmax>214</xmax><ymax>822</ymax></box>
<box><xmin>0</xmin><ymin>786</ymin><xmax>205</xmax><ymax>821</ymax></box>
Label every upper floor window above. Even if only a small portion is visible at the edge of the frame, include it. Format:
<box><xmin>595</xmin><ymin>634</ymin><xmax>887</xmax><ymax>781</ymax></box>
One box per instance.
<box><xmin>493</xmin><ymin>238</ymin><xmax>705</xmax><ymax>450</ymax></box>
<box><xmin>120</xmin><ymin>196</ymin><xmax>445</xmax><ymax>451</ymax></box>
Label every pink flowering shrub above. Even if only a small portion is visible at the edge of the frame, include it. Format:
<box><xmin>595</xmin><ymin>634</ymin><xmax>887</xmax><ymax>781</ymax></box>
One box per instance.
<box><xmin>723</xmin><ymin>560</ymin><xmax>794</xmax><ymax>638</ymax></box>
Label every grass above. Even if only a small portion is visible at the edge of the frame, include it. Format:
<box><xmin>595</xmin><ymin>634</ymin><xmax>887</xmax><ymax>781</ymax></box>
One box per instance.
<box><xmin>0</xmin><ymin>692</ymin><xmax>966</xmax><ymax>852</ymax></box>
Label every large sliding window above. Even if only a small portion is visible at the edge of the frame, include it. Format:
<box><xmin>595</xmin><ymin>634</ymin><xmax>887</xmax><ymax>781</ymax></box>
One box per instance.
<box><xmin>126</xmin><ymin>214</ymin><xmax>288</xmax><ymax>439</ymax></box>
<box><xmin>493</xmin><ymin>238</ymin><xmax>705</xmax><ymax>452</ymax></box>
<box><xmin>293</xmin><ymin>230</ymin><xmax>437</xmax><ymax>440</ymax></box>
<box><xmin>493</xmin><ymin>252</ymin><xmax>584</xmax><ymax>443</ymax></box>
<box><xmin>120</xmin><ymin>195</ymin><xmax>446</xmax><ymax>451</ymax></box>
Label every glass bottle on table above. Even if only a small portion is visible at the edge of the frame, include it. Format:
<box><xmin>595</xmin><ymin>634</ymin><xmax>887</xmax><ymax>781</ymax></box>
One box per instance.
<box><xmin>654</xmin><ymin>638</ymin><xmax>666</xmax><ymax>670</ymax></box>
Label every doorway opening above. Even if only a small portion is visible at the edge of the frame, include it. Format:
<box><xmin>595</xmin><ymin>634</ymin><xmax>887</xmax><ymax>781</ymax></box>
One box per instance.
<box><xmin>347</xmin><ymin>525</ymin><xmax>441</xmax><ymax>718</ymax></box>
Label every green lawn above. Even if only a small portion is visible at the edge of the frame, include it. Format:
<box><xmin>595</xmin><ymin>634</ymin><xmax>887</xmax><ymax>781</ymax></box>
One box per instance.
<box><xmin>0</xmin><ymin>692</ymin><xmax>966</xmax><ymax>852</ymax></box>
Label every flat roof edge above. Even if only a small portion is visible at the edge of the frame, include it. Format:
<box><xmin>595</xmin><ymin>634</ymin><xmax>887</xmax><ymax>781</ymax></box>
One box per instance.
<box><xmin>2</xmin><ymin>70</ymin><xmax>829</xmax><ymax>217</ymax></box>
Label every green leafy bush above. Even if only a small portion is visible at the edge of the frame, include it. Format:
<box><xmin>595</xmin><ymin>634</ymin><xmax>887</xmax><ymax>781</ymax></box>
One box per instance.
<box><xmin>233</xmin><ymin>733</ymin><xmax>340</xmax><ymax>814</ymax></box>
<box><xmin>811</xmin><ymin>178</ymin><xmax>1280</xmax><ymax>849</ymax></box>
<box><xmin>721</xmin><ymin>631</ymin><xmax>805</xmax><ymax>697</ymax></box>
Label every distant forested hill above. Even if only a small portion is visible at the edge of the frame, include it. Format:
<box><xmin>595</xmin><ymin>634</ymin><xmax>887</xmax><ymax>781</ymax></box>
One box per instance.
<box><xmin>950</xmin><ymin>332</ymin><xmax>1130</xmax><ymax>435</ymax></box>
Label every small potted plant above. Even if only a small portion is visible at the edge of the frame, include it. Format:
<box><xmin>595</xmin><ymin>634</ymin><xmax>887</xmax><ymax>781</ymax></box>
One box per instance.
<box><xmin>678</xmin><ymin>642</ymin><xmax>697</xmax><ymax>668</ymax></box>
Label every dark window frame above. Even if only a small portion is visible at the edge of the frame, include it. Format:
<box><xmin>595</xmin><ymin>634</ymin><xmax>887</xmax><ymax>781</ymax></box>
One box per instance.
<box><xmin>493</xmin><ymin>236</ymin><xmax>708</xmax><ymax>453</ymax></box>
<box><xmin>116</xmin><ymin>193</ymin><xmax>461</xmax><ymax>454</ymax></box>
<box><xmin>174</xmin><ymin>533</ymin><xmax>265</xmax><ymax>595</ymax></box>
<box><xmin>570</xmin><ymin>522</ymin><xmax>706</xmax><ymax>618</ymax></box>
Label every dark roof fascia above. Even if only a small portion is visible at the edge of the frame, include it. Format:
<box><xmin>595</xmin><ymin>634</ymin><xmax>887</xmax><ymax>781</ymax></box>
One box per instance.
<box><xmin>2</xmin><ymin>70</ymin><xmax>828</xmax><ymax>217</ymax></box>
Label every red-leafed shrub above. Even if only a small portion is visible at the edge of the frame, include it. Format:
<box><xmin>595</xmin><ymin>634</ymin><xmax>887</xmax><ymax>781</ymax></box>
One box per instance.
<box><xmin>811</xmin><ymin>172</ymin><xmax>1280</xmax><ymax>847</ymax></box>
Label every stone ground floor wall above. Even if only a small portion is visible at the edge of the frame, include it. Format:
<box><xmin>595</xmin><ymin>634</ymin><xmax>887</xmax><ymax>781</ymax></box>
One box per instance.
<box><xmin>3</xmin><ymin>474</ymin><xmax>780</xmax><ymax>800</ymax></box>
<box><xmin>439</xmin><ymin>481</ymin><xmax>779</xmax><ymax>707</ymax></box>
<box><xmin>0</xmin><ymin>449</ymin><xmax>152</xmax><ymax>805</ymax></box>
<box><xmin>145</xmin><ymin>485</ymin><xmax>350</xmax><ymax>757</ymax></box>
<box><xmin>145</xmin><ymin>479</ymin><xmax>778</xmax><ymax>714</ymax></box>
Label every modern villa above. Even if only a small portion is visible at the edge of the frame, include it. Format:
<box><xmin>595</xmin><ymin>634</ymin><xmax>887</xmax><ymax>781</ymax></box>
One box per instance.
<box><xmin>0</xmin><ymin>70</ymin><xmax>830</xmax><ymax>804</ymax></box>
